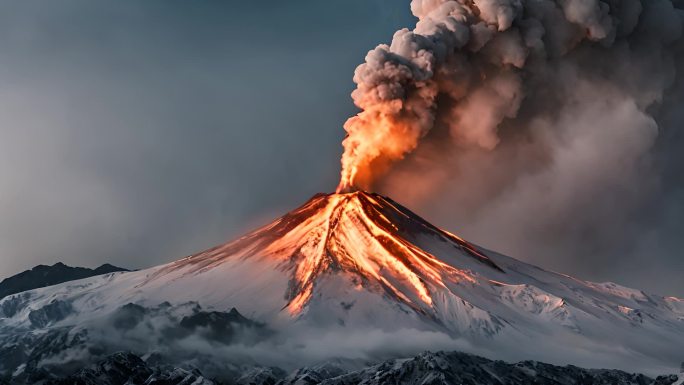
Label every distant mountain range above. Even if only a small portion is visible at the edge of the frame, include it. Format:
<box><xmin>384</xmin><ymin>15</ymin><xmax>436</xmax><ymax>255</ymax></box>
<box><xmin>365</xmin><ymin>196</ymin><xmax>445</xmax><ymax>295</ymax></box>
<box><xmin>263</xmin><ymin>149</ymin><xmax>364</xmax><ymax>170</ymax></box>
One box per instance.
<box><xmin>0</xmin><ymin>262</ymin><xmax>128</xmax><ymax>300</ymax></box>
<box><xmin>5</xmin><ymin>349</ymin><xmax>681</xmax><ymax>385</ymax></box>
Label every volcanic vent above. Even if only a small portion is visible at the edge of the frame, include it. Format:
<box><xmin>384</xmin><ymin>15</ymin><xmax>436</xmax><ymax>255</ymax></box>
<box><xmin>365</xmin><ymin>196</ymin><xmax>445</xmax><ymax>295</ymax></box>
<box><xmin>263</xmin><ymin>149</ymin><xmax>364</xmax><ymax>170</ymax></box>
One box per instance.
<box><xmin>147</xmin><ymin>191</ymin><xmax>503</xmax><ymax>318</ymax></box>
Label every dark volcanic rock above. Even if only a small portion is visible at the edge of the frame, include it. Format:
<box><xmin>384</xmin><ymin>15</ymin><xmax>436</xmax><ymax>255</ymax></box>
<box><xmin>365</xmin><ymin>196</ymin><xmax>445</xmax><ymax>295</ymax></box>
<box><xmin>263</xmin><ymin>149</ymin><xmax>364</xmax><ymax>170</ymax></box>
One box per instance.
<box><xmin>280</xmin><ymin>360</ymin><xmax>364</xmax><ymax>385</ymax></box>
<box><xmin>28</xmin><ymin>299</ymin><xmax>74</xmax><ymax>328</ymax></box>
<box><xmin>111</xmin><ymin>303</ymin><xmax>148</xmax><ymax>330</ymax></box>
<box><xmin>236</xmin><ymin>367</ymin><xmax>287</xmax><ymax>385</ymax></box>
<box><xmin>47</xmin><ymin>351</ymin><xmax>215</xmax><ymax>385</ymax></box>
<box><xmin>290</xmin><ymin>351</ymin><xmax>657</xmax><ymax>385</ymax></box>
<box><xmin>0</xmin><ymin>292</ymin><xmax>31</xmax><ymax>318</ymax></box>
<box><xmin>50</xmin><ymin>351</ymin><xmax>152</xmax><ymax>385</ymax></box>
<box><xmin>0</xmin><ymin>262</ymin><xmax>128</xmax><ymax>300</ymax></box>
<box><xmin>178</xmin><ymin>307</ymin><xmax>271</xmax><ymax>344</ymax></box>
<box><xmin>654</xmin><ymin>374</ymin><xmax>682</xmax><ymax>385</ymax></box>
<box><xmin>0</xmin><ymin>342</ymin><xmax>27</xmax><ymax>374</ymax></box>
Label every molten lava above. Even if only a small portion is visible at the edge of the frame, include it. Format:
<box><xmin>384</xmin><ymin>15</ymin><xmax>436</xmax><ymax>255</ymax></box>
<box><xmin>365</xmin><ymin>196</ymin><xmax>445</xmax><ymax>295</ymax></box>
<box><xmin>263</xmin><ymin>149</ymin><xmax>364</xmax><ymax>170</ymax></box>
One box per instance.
<box><xmin>149</xmin><ymin>191</ymin><xmax>501</xmax><ymax>316</ymax></box>
<box><xmin>336</xmin><ymin>110</ymin><xmax>428</xmax><ymax>193</ymax></box>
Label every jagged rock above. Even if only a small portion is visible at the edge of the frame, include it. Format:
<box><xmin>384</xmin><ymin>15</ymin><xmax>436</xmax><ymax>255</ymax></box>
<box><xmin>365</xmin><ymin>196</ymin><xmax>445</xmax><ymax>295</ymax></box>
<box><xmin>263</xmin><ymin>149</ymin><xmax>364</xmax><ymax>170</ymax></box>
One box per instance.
<box><xmin>280</xmin><ymin>359</ymin><xmax>370</xmax><ymax>385</ymax></box>
<box><xmin>653</xmin><ymin>374</ymin><xmax>682</xmax><ymax>385</ymax></box>
<box><xmin>0</xmin><ymin>343</ymin><xmax>27</xmax><ymax>374</ymax></box>
<box><xmin>111</xmin><ymin>303</ymin><xmax>148</xmax><ymax>330</ymax></box>
<box><xmin>0</xmin><ymin>292</ymin><xmax>30</xmax><ymax>318</ymax></box>
<box><xmin>178</xmin><ymin>307</ymin><xmax>271</xmax><ymax>344</ymax></box>
<box><xmin>143</xmin><ymin>365</ymin><xmax>214</xmax><ymax>385</ymax></box>
<box><xmin>44</xmin><ymin>351</ymin><xmax>215</xmax><ymax>385</ymax></box>
<box><xmin>289</xmin><ymin>351</ymin><xmax>655</xmax><ymax>385</ymax></box>
<box><xmin>235</xmin><ymin>366</ymin><xmax>287</xmax><ymax>385</ymax></box>
<box><xmin>28</xmin><ymin>300</ymin><xmax>73</xmax><ymax>328</ymax></box>
<box><xmin>0</xmin><ymin>262</ymin><xmax>128</xmax><ymax>300</ymax></box>
<box><xmin>49</xmin><ymin>351</ymin><xmax>152</xmax><ymax>385</ymax></box>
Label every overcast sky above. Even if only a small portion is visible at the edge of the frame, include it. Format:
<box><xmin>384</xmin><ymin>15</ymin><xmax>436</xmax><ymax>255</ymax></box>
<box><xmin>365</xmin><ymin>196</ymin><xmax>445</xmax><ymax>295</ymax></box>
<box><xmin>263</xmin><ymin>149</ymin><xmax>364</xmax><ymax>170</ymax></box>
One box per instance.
<box><xmin>0</xmin><ymin>0</ymin><xmax>682</xmax><ymax>297</ymax></box>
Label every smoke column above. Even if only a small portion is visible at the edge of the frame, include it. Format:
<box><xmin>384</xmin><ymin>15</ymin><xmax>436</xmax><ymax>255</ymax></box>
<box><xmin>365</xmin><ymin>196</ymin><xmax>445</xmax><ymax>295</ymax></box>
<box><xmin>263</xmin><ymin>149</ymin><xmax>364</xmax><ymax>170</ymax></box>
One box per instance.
<box><xmin>337</xmin><ymin>0</ymin><xmax>684</xmax><ymax>192</ymax></box>
<box><xmin>337</xmin><ymin>0</ymin><xmax>684</xmax><ymax>293</ymax></box>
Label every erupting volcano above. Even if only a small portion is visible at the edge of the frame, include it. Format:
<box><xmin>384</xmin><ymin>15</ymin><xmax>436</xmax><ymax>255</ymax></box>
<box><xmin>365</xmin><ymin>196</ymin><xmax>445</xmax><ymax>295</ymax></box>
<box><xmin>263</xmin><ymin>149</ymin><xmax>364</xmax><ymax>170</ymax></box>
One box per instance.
<box><xmin>3</xmin><ymin>0</ymin><xmax>684</xmax><ymax>381</ymax></box>
<box><xmin>149</xmin><ymin>191</ymin><xmax>502</xmax><ymax>318</ymax></box>
<box><xmin>2</xmin><ymin>190</ymin><xmax>684</xmax><ymax>373</ymax></box>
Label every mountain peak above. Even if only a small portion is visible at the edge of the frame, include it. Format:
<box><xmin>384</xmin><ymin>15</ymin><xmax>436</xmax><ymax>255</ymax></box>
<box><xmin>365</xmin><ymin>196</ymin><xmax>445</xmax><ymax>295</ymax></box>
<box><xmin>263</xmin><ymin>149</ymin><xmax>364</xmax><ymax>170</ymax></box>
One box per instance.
<box><xmin>0</xmin><ymin>262</ymin><xmax>128</xmax><ymax>300</ymax></box>
<box><xmin>272</xmin><ymin>191</ymin><xmax>504</xmax><ymax>314</ymax></box>
<box><xmin>148</xmin><ymin>191</ymin><xmax>503</xmax><ymax>317</ymax></box>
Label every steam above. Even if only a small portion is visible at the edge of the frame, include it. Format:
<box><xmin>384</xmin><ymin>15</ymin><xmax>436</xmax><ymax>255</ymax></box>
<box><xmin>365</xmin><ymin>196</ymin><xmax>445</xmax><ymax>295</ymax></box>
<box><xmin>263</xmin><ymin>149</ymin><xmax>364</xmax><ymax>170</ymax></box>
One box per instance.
<box><xmin>337</xmin><ymin>0</ymin><xmax>684</xmax><ymax>194</ymax></box>
<box><xmin>20</xmin><ymin>303</ymin><xmax>678</xmax><ymax>379</ymax></box>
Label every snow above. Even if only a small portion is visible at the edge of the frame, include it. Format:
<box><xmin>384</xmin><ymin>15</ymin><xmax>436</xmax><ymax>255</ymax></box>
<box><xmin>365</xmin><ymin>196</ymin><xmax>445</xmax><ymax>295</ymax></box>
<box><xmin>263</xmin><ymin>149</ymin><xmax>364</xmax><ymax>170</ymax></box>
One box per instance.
<box><xmin>1</xmin><ymin>191</ymin><xmax>683</xmax><ymax>375</ymax></box>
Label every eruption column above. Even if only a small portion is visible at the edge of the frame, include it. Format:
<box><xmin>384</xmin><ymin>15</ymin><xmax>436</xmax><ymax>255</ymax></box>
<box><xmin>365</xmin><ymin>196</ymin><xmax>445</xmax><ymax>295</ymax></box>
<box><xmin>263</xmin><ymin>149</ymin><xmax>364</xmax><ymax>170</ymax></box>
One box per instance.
<box><xmin>334</xmin><ymin>0</ymin><xmax>675</xmax><ymax>192</ymax></box>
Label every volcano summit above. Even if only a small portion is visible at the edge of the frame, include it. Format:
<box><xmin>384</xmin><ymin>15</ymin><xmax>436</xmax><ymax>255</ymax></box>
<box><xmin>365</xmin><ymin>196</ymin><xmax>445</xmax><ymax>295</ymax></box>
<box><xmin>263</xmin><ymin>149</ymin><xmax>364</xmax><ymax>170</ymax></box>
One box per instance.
<box><xmin>1</xmin><ymin>192</ymin><xmax>683</xmax><ymax>375</ymax></box>
<box><xmin>148</xmin><ymin>191</ymin><xmax>504</xmax><ymax>320</ymax></box>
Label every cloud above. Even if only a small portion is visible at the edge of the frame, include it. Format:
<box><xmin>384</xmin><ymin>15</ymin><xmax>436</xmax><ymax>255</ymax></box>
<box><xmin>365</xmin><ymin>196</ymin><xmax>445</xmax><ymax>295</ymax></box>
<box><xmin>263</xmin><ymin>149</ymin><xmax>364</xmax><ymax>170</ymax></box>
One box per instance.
<box><xmin>341</xmin><ymin>0</ymin><xmax>684</xmax><ymax>296</ymax></box>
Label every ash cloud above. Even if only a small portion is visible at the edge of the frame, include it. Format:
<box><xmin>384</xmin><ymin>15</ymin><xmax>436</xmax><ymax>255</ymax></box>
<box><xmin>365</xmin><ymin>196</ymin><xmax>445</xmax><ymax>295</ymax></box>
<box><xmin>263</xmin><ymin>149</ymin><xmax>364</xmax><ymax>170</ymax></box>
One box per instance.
<box><xmin>335</xmin><ymin>0</ymin><xmax>684</xmax><ymax>296</ymax></box>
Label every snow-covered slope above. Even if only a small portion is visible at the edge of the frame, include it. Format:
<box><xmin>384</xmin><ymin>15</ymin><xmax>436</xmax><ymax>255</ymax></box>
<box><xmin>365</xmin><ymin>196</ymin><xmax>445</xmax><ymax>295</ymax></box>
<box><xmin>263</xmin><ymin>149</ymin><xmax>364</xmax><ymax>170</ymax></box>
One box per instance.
<box><xmin>1</xmin><ymin>191</ymin><xmax>683</xmax><ymax>374</ymax></box>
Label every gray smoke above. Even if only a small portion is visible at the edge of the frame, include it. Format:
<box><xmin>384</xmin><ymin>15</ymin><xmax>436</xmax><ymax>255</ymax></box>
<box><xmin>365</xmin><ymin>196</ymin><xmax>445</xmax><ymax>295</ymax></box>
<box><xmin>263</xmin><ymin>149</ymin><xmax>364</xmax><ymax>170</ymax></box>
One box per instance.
<box><xmin>335</xmin><ymin>0</ymin><xmax>684</xmax><ymax>294</ymax></box>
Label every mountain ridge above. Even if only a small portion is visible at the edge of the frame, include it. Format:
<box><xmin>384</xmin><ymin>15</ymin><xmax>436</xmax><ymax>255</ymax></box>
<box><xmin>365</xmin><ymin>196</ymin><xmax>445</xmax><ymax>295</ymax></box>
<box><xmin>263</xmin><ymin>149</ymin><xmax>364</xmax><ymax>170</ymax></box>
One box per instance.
<box><xmin>0</xmin><ymin>262</ymin><xmax>128</xmax><ymax>300</ymax></box>
<box><xmin>9</xmin><ymin>349</ymin><xmax>682</xmax><ymax>385</ymax></box>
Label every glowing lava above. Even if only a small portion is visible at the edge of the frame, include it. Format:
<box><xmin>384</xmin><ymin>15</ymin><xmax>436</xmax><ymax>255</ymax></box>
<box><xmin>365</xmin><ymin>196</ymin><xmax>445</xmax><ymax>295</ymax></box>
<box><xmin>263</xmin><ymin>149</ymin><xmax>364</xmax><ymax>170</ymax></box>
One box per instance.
<box><xmin>149</xmin><ymin>191</ymin><xmax>501</xmax><ymax>316</ymax></box>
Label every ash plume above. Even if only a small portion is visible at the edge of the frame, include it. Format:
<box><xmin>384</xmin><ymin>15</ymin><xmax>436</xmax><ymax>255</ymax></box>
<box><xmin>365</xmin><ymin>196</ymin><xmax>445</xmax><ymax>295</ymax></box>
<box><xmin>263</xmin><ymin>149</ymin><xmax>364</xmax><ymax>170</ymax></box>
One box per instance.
<box><xmin>338</xmin><ymin>0</ymin><xmax>682</xmax><ymax>190</ymax></box>
<box><xmin>337</xmin><ymin>0</ymin><xmax>684</xmax><ymax>289</ymax></box>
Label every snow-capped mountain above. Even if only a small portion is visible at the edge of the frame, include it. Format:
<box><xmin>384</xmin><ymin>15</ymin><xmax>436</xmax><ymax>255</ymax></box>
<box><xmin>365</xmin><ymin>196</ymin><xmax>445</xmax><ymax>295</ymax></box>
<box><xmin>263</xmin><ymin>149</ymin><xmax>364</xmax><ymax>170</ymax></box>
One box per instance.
<box><xmin>1</xmin><ymin>191</ymin><xmax>683</xmax><ymax>375</ymax></box>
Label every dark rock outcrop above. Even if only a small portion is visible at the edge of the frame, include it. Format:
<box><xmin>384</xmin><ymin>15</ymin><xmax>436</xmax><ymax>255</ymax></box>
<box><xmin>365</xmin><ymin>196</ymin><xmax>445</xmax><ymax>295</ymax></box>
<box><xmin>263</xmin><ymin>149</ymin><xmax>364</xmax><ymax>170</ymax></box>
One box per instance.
<box><xmin>0</xmin><ymin>262</ymin><xmax>128</xmax><ymax>300</ymax></box>
<box><xmin>178</xmin><ymin>307</ymin><xmax>271</xmax><ymax>344</ymax></box>
<box><xmin>286</xmin><ymin>351</ymin><xmax>658</xmax><ymax>385</ymax></box>
<box><xmin>28</xmin><ymin>300</ymin><xmax>74</xmax><ymax>328</ymax></box>
<box><xmin>47</xmin><ymin>351</ymin><xmax>215</xmax><ymax>385</ymax></box>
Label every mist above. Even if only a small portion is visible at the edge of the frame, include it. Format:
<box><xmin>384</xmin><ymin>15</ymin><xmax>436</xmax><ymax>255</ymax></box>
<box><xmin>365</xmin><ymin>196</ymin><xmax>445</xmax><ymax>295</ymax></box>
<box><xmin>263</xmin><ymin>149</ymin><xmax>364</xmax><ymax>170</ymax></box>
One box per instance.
<box><xmin>15</xmin><ymin>301</ymin><xmax>676</xmax><ymax>380</ymax></box>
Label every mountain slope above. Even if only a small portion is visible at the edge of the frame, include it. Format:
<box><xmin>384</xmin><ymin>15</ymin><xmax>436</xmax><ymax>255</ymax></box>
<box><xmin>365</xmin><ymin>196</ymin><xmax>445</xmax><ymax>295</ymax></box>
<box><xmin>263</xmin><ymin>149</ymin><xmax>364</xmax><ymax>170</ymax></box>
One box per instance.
<box><xmin>0</xmin><ymin>192</ymin><xmax>683</xmax><ymax>374</ymax></box>
<box><xmin>0</xmin><ymin>262</ymin><xmax>128</xmax><ymax>300</ymax></box>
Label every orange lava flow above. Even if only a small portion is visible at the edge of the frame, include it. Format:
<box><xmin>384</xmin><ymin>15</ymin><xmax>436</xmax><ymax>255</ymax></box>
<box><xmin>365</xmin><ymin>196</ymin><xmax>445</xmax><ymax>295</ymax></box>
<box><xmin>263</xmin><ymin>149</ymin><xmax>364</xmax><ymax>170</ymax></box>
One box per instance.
<box><xmin>143</xmin><ymin>190</ymin><xmax>499</xmax><ymax>317</ymax></box>
<box><xmin>262</xmin><ymin>192</ymin><xmax>483</xmax><ymax>315</ymax></box>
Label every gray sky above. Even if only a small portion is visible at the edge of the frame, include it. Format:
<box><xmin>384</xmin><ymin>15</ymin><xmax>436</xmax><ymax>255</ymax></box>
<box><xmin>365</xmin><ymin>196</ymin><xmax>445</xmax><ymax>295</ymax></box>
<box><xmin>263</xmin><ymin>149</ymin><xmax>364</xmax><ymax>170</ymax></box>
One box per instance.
<box><xmin>0</xmin><ymin>0</ymin><xmax>413</xmax><ymax>276</ymax></box>
<box><xmin>0</xmin><ymin>0</ymin><xmax>682</xmax><ymax>297</ymax></box>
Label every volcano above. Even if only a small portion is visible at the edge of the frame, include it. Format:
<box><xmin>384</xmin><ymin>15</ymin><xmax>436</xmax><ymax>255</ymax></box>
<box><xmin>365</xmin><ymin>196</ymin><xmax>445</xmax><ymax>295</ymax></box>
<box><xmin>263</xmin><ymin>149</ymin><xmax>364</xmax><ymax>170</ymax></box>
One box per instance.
<box><xmin>1</xmin><ymin>192</ymin><xmax>684</xmax><ymax>373</ymax></box>
<box><xmin>144</xmin><ymin>191</ymin><xmax>504</xmax><ymax>322</ymax></box>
